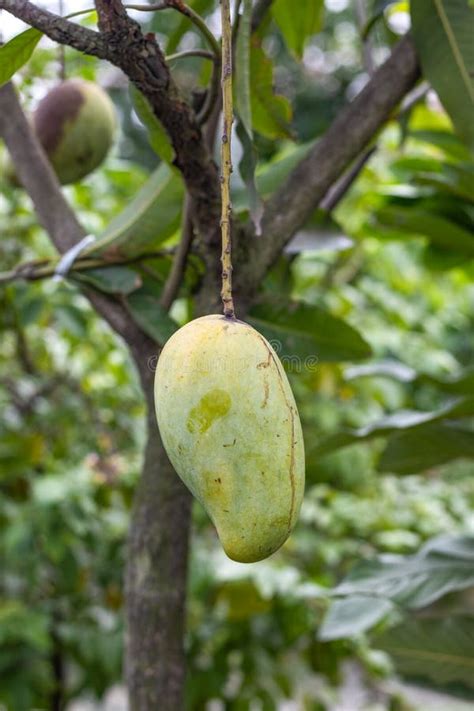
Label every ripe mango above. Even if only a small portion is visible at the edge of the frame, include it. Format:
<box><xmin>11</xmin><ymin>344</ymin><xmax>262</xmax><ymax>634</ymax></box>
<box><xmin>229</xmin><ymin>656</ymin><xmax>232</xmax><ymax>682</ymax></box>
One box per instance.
<box><xmin>33</xmin><ymin>79</ymin><xmax>116</xmax><ymax>185</ymax></box>
<box><xmin>154</xmin><ymin>315</ymin><xmax>305</xmax><ymax>563</ymax></box>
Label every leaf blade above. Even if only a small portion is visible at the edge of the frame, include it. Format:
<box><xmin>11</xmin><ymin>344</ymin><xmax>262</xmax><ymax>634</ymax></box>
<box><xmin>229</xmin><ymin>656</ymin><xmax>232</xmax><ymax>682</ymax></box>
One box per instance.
<box><xmin>0</xmin><ymin>28</ymin><xmax>43</xmax><ymax>88</ymax></box>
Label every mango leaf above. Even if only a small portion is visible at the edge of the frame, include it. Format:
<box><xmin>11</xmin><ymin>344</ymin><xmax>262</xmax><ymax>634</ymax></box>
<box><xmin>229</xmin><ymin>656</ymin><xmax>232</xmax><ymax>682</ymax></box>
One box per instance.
<box><xmin>126</xmin><ymin>289</ymin><xmax>178</xmax><ymax>344</ymax></box>
<box><xmin>334</xmin><ymin>535</ymin><xmax>474</xmax><ymax>609</ymax></box>
<box><xmin>235</xmin><ymin>0</ymin><xmax>263</xmax><ymax>233</ymax></box>
<box><xmin>415</xmin><ymin>162</ymin><xmax>474</xmax><ymax>202</ymax></box>
<box><xmin>373</xmin><ymin>205</ymin><xmax>474</xmax><ymax>255</ymax></box>
<box><xmin>250</xmin><ymin>40</ymin><xmax>292</xmax><ymax>139</ymax></box>
<box><xmin>73</xmin><ymin>267</ymin><xmax>142</xmax><ymax>295</ymax></box>
<box><xmin>377</xmin><ymin>615</ymin><xmax>474</xmax><ymax>692</ymax></box>
<box><xmin>236</xmin><ymin>121</ymin><xmax>263</xmax><ymax>234</ymax></box>
<box><xmin>130</xmin><ymin>85</ymin><xmax>175</xmax><ymax>165</ymax></box>
<box><xmin>379</xmin><ymin>422</ymin><xmax>474</xmax><ymax>474</ymax></box>
<box><xmin>411</xmin><ymin>0</ymin><xmax>474</xmax><ymax>150</ymax></box>
<box><xmin>248</xmin><ymin>299</ymin><xmax>371</xmax><ymax>362</ymax></box>
<box><xmin>344</xmin><ymin>360</ymin><xmax>417</xmax><ymax>383</ymax></box>
<box><xmin>89</xmin><ymin>164</ymin><xmax>184</xmax><ymax>258</ymax></box>
<box><xmin>0</xmin><ymin>28</ymin><xmax>42</xmax><ymax>87</ymax></box>
<box><xmin>232</xmin><ymin>141</ymin><xmax>314</xmax><ymax>213</ymax></box>
<box><xmin>311</xmin><ymin>396</ymin><xmax>474</xmax><ymax>456</ymax></box>
<box><xmin>345</xmin><ymin>362</ymin><xmax>474</xmax><ymax>394</ymax></box>
<box><xmin>410</xmin><ymin>128</ymin><xmax>472</xmax><ymax>160</ymax></box>
<box><xmin>235</xmin><ymin>0</ymin><xmax>253</xmax><ymax>137</ymax></box>
<box><xmin>319</xmin><ymin>595</ymin><xmax>396</xmax><ymax>641</ymax></box>
<box><xmin>272</xmin><ymin>0</ymin><xmax>324</xmax><ymax>58</ymax></box>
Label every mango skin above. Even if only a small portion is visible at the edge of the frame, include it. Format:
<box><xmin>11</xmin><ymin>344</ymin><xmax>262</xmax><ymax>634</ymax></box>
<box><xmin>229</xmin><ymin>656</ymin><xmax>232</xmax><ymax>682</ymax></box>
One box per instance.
<box><xmin>154</xmin><ymin>315</ymin><xmax>305</xmax><ymax>563</ymax></box>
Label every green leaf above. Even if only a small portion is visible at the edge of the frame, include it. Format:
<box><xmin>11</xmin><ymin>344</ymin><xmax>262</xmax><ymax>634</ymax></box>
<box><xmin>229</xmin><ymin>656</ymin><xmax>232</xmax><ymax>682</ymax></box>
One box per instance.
<box><xmin>311</xmin><ymin>396</ymin><xmax>474</xmax><ymax>456</ymax></box>
<box><xmin>91</xmin><ymin>164</ymin><xmax>184</xmax><ymax>258</ymax></box>
<box><xmin>236</xmin><ymin>121</ymin><xmax>263</xmax><ymax>234</ymax></box>
<box><xmin>272</xmin><ymin>0</ymin><xmax>324</xmax><ymax>58</ymax></box>
<box><xmin>130</xmin><ymin>85</ymin><xmax>175</xmax><ymax>165</ymax></box>
<box><xmin>235</xmin><ymin>0</ymin><xmax>253</xmax><ymax>138</ymax></box>
<box><xmin>248</xmin><ymin>299</ymin><xmax>371</xmax><ymax>363</ymax></box>
<box><xmin>250</xmin><ymin>40</ymin><xmax>292</xmax><ymax>139</ymax></box>
<box><xmin>379</xmin><ymin>423</ymin><xmax>474</xmax><ymax>474</ymax></box>
<box><xmin>73</xmin><ymin>267</ymin><xmax>142</xmax><ymax>295</ymax></box>
<box><xmin>409</xmin><ymin>128</ymin><xmax>472</xmax><ymax>160</ymax></box>
<box><xmin>0</xmin><ymin>28</ymin><xmax>42</xmax><ymax>88</ymax></box>
<box><xmin>345</xmin><ymin>362</ymin><xmax>474</xmax><ymax>394</ymax></box>
<box><xmin>234</xmin><ymin>2</ymin><xmax>263</xmax><ymax>233</ymax></box>
<box><xmin>411</xmin><ymin>0</ymin><xmax>474</xmax><ymax>150</ymax></box>
<box><xmin>374</xmin><ymin>205</ymin><xmax>474</xmax><ymax>255</ymax></box>
<box><xmin>415</xmin><ymin>162</ymin><xmax>474</xmax><ymax>202</ymax></box>
<box><xmin>126</xmin><ymin>290</ymin><xmax>178</xmax><ymax>344</ymax></box>
<box><xmin>319</xmin><ymin>595</ymin><xmax>395</xmax><ymax>641</ymax></box>
<box><xmin>344</xmin><ymin>360</ymin><xmax>417</xmax><ymax>383</ymax></box>
<box><xmin>233</xmin><ymin>141</ymin><xmax>314</xmax><ymax>213</ymax></box>
<box><xmin>334</xmin><ymin>535</ymin><xmax>474</xmax><ymax>609</ymax></box>
<box><xmin>377</xmin><ymin>615</ymin><xmax>474</xmax><ymax>691</ymax></box>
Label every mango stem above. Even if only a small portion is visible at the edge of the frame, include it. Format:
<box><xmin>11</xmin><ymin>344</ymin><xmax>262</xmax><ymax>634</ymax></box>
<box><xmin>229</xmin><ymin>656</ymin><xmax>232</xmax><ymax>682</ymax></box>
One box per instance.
<box><xmin>220</xmin><ymin>0</ymin><xmax>235</xmax><ymax>319</ymax></box>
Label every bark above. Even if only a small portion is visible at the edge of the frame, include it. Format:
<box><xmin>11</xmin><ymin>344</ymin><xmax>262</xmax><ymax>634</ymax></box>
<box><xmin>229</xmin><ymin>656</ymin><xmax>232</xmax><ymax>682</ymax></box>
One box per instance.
<box><xmin>126</xmin><ymin>346</ymin><xmax>192</xmax><ymax>710</ymax></box>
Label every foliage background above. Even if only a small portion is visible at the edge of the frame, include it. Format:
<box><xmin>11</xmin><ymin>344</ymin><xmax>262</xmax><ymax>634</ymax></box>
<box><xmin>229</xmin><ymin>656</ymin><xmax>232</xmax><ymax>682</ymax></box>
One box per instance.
<box><xmin>0</xmin><ymin>1</ymin><xmax>473</xmax><ymax>709</ymax></box>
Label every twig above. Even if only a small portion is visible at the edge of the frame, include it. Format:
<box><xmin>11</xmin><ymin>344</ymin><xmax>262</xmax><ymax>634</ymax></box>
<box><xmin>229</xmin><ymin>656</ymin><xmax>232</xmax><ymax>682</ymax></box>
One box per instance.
<box><xmin>126</xmin><ymin>2</ymin><xmax>221</xmax><ymax>58</ymax></box>
<box><xmin>166</xmin><ymin>49</ymin><xmax>214</xmax><ymax>62</ymax></box>
<box><xmin>220</xmin><ymin>0</ymin><xmax>234</xmax><ymax>319</ymax></box>
<box><xmin>0</xmin><ymin>250</ymin><xmax>173</xmax><ymax>286</ymax></box>
<box><xmin>320</xmin><ymin>145</ymin><xmax>377</xmax><ymax>212</ymax></box>
<box><xmin>125</xmin><ymin>1</ymin><xmax>168</xmax><ymax>9</ymax></box>
<box><xmin>160</xmin><ymin>193</ymin><xmax>194</xmax><ymax>311</ymax></box>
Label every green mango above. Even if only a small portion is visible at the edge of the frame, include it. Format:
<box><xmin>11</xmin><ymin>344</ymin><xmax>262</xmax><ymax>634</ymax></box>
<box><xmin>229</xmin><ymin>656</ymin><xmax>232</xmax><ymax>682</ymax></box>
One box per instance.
<box><xmin>33</xmin><ymin>79</ymin><xmax>116</xmax><ymax>185</ymax></box>
<box><xmin>154</xmin><ymin>315</ymin><xmax>305</xmax><ymax>563</ymax></box>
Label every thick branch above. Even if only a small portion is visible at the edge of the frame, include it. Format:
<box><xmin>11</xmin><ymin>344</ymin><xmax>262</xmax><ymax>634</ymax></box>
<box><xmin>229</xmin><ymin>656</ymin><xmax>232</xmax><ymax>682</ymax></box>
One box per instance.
<box><xmin>249</xmin><ymin>34</ymin><xmax>420</xmax><ymax>285</ymax></box>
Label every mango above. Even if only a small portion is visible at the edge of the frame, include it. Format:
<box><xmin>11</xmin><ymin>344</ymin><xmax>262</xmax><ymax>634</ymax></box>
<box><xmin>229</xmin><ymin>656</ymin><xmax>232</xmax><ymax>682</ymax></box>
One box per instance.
<box><xmin>154</xmin><ymin>315</ymin><xmax>305</xmax><ymax>563</ymax></box>
<box><xmin>33</xmin><ymin>79</ymin><xmax>116</xmax><ymax>185</ymax></box>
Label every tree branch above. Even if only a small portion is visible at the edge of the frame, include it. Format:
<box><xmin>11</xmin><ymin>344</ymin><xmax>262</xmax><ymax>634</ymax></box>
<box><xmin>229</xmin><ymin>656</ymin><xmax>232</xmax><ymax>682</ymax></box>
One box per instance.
<box><xmin>160</xmin><ymin>193</ymin><xmax>194</xmax><ymax>311</ymax></box>
<box><xmin>247</xmin><ymin>35</ymin><xmax>420</xmax><ymax>287</ymax></box>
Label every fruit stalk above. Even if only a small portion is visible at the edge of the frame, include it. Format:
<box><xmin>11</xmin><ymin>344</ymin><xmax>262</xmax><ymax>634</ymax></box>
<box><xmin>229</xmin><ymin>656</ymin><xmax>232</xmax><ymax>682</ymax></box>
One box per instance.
<box><xmin>220</xmin><ymin>0</ymin><xmax>235</xmax><ymax>319</ymax></box>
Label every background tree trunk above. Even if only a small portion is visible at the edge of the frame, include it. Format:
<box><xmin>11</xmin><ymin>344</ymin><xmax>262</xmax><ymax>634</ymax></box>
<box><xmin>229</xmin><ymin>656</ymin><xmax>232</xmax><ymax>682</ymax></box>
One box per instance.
<box><xmin>126</xmin><ymin>347</ymin><xmax>192</xmax><ymax>711</ymax></box>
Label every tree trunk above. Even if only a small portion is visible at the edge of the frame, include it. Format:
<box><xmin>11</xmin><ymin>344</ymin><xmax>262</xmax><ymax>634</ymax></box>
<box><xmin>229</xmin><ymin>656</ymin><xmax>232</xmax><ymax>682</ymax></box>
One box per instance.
<box><xmin>126</xmin><ymin>349</ymin><xmax>192</xmax><ymax>710</ymax></box>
